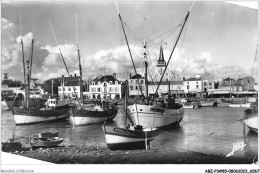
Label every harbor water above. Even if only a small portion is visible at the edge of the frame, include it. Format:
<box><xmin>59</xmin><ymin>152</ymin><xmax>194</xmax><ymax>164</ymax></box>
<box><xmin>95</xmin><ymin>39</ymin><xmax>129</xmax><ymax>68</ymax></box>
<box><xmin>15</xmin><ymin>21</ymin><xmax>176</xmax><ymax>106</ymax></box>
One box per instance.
<box><xmin>1</xmin><ymin>105</ymin><xmax>258</xmax><ymax>162</ymax></box>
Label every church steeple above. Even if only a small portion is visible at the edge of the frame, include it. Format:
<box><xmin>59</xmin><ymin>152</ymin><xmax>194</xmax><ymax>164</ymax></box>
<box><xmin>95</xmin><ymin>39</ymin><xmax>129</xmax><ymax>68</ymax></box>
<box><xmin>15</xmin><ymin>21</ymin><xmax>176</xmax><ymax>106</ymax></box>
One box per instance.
<box><xmin>157</xmin><ymin>45</ymin><xmax>166</xmax><ymax>67</ymax></box>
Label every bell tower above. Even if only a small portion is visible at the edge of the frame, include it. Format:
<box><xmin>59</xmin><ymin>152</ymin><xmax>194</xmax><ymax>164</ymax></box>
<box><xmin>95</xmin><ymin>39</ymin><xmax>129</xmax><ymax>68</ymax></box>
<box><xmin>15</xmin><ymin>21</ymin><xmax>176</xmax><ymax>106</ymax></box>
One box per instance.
<box><xmin>157</xmin><ymin>45</ymin><xmax>166</xmax><ymax>79</ymax></box>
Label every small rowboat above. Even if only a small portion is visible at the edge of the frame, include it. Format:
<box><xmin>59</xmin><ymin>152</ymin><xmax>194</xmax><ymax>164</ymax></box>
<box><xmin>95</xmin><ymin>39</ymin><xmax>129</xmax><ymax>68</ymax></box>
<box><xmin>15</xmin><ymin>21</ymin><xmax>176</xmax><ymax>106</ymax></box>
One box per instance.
<box><xmin>30</xmin><ymin>137</ymin><xmax>63</xmax><ymax>148</ymax></box>
<box><xmin>30</xmin><ymin>131</ymin><xmax>63</xmax><ymax>148</ymax></box>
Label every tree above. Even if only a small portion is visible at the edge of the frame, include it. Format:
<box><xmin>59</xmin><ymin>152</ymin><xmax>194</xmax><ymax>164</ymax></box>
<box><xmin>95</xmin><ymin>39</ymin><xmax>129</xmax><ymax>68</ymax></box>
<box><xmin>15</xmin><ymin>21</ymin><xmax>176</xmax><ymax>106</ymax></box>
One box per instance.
<box><xmin>2</xmin><ymin>79</ymin><xmax>22</xmax><ymax>87</ymax></box>
<box><xmin>41</xmin><ymin>78</ymin><xmax>61</xmax><ymax>95</ymax></box>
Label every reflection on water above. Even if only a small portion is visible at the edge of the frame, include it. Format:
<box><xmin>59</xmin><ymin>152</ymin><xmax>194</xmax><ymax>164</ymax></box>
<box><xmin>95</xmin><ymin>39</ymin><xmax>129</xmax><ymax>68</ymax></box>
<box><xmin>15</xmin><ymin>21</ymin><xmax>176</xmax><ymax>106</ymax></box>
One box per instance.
<box><xmin>1</xmin><ymin>106</ymin><xmax>258</xmax><ymax>158</ymax></box>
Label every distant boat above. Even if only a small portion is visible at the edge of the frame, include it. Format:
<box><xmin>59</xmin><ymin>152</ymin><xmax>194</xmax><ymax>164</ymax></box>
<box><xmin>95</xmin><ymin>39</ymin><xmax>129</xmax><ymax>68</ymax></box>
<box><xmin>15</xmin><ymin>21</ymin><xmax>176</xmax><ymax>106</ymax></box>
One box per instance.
<box><xmin>229</xmin><ymin>103</ymin><xmax>250</xmax><ymax>108</ymax></box>
<box><xmin>199</xmin><ymin>100</ymin><xmax>218</xmax><ymax>107</ymax></box>
<box><xmin>243</xmin><ymin>108</ymin><xmax>258</xmax><ymax>133</ymax></box>
<box><xmin>183</xmin><ymin>104</ymin><xmax>194</xmax><ymax>109</ymax></box>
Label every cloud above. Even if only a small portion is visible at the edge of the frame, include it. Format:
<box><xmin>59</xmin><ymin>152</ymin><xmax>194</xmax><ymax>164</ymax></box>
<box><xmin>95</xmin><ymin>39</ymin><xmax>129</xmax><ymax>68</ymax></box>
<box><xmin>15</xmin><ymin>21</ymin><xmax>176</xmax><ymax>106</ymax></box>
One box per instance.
<box><xmin>1</xmin><ymin>18</ymin><xmax>19</xmax><ymax>72</ymax></box>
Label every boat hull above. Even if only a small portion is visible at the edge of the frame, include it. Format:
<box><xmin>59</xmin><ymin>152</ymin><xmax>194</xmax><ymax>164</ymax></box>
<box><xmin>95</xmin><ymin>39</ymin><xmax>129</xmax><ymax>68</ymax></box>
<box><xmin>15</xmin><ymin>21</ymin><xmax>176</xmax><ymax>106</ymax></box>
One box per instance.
<box><xmin>243</xmin><ymin>110</ymin><xmax>258</xmax><ymax>133</ymax></box>
<box><xmin>30</xmin><ymin>137</ymin><xmax>63</xmax><ymax>148</ymax></box>
<box><xmin>11</xmin><ymin>107</ymin><xmax>69</xmax><ymax>125</ymax></box>
<box><xmin>127</xmin><ymin>103</ymin><xmax>184</xmax><ymax>128</ymax></box>
<box><xmin>103</xmin><ymin>125</ymin><xmax>159</xmax><ymax>150</ymax></box>
<box><xmin>229</xmin><ymin>103</ymin><xmax>250</xmax><ymax>108</ymax></box>
<box><xmin>69</xmin><ymin>107</ymin><xmax>118</xmax><ymax>126</ymax></box>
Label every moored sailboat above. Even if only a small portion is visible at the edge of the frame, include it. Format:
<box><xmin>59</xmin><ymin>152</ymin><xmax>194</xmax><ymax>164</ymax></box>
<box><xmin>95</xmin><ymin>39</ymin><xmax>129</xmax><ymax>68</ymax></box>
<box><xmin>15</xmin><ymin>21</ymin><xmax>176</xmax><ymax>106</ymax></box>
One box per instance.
<box><xmin>11</xmin><ymin>35</ymin><xmax>69</xmax><ymax>125</ymax></box>
<box><xmin>125</xmin><ymin>3</ymin><xmax>194</xmax><ymax>128</ymax></box>
<box><xmin>69</xmin><ymin>13</ymin><xmax>118</xmax><ymax>126</ymax></box>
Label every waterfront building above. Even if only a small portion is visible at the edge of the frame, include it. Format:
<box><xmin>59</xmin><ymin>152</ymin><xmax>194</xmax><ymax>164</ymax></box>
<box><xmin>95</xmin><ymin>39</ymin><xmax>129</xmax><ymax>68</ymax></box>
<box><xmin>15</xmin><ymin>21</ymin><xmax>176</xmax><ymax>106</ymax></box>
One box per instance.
<box><xmin>89</xmin><ymin>73</ymin><xmax>122</xmax><ymax>99</ymax></box>
<box><xmin>183</xmin><ymin>76</ymin><xmax>202</xmax><ymax>94</ymax></box>
<box><xmin>148</xmin><ymin>81</ymin><xmax>184</xmax><ymax>97</ymax></box>
<box><xmin>58</xmin><ymin>74</ymin><xmax>84</xmax><ymax>99</ymax></box>
<box><xmin>128</xmin><ymin>74</ymin><xmax>146</xmax><ymax>97</ymax></box>
<box><xmin>237</xmin><ymin>76</ymin><xmax>255</xmax><ymax>91</ymax></box>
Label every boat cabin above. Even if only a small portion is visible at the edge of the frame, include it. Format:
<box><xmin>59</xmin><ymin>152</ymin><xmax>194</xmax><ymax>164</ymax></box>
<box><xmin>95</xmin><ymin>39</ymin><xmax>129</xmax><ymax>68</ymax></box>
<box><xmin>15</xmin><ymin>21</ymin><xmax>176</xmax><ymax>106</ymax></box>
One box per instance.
<box><xmin>45</xmin><ymin>98</ymin><xmax>67</xmax><ymax>108</ymax></box>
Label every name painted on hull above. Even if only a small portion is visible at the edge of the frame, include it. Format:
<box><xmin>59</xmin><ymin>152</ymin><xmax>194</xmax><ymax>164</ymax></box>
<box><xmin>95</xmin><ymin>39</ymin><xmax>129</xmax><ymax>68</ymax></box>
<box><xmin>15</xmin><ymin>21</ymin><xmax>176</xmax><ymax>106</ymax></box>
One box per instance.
<box><xmin>150</xmin><ymin>107</ymin><xmax>165</xmax><ymax>113</ymax></box>
<box><xmin>114</xmin><ymin>128</ymin><xmax>131</xmax><ymax>134</ymax></box>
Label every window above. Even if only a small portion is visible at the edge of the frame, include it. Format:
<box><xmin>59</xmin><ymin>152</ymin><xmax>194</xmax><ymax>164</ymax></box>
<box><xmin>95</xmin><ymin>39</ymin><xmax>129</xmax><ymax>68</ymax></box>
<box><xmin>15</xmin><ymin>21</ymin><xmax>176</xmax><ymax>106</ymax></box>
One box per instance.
<box><xmin>115</xmin><ymin>81</ymin><xmax>118</xmax><ymax>84</ymax></box>
<box><xmin>187</xmin><ymin>85</ymin><xmax>189</xmax><ymax>90</ymax></box>
<box><xmin>140</xmin><ymin>80</ymin><xmax>143</xmax><ymax>84</ymax></box>
<box><xmin>92</xmin><ymin>82</ymin><xmax>95</xmax><ymax>85</ymax></box>
<box><xmin>98</xmin><ymin>81</ymin><xmax>101</xmax><ymax>85</ymax></box>
<box><xmin>58</xmin><ymin>88</ymin><xmax>61</xmax><ymax>91</ymax></box>
<box><xmin>98</xmin><ymin>88</ymin><xmax>101</xmax><ymax>92</ymax></box>
<box><xmin>196</xmin><ymin>82</ymin><xmax>198</xmax><ymax>84</ymax></box>
<box><xmin>68</xmin><ymin>87</ymin><xmax>71</xmax><ymax>91</ymax></box>
<box><xmin>209</xmin><ymin>82</ymin><xmax>212</xmax><ymax>86</ymax></box>
<box><xmin>140</xmin><ymin>86</ymin><xmax>143</xmax><ymax>91</ymax></box>
<box><xmin>130</xmin><ymin>80</ymin><xmax>134</xmax><ymax>84</ymax></box>
<box><xmin>135</xmin><ymin>86</ymin><xmax>138</xmax><ymax>90</ymax></box>
<box><xmin>136</xmin><ymin>80</ymin><xmax>138</xmax><ymax>84</ymax></box>
<box><xmin>196</xmin><ymin>85</ymin><xmax>199</xmax><ymax>88</ymax></box>
<box><xmin>130</xmin><ymin>86</ymin><xmax>133</xmax><ymax>90</ymax></box>
<box><xmin>204</xmin><ymin>82</ymin><xmax>207</xmax><ymax>86</ymax></box>
<box><xmin>115</xmin><ymin>87</ymin><xmax>119</xmax><ymax>92</ymax></box>
<box><xmin>109</xmin><ymin>81</ymin><xmax>112</xmax><ymax>85</ymax></box>
<box><xmin>187</xmin><ymin>82</ymin><xmax>189</xmax><ymax>84</ymax></box>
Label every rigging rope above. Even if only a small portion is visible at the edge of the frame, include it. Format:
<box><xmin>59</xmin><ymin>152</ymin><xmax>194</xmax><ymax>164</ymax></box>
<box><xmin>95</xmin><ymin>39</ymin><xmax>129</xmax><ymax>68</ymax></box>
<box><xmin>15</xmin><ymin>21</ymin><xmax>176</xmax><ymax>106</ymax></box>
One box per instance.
<box><xmin>147</xmin><ymin>24</ymin><xmax>181</xmax><ymax>44</ymax></box>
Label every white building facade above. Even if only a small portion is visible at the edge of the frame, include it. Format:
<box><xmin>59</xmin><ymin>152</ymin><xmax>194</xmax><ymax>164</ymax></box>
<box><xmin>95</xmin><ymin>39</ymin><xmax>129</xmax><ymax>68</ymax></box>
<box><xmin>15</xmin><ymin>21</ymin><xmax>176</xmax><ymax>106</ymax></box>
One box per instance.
<box><xmin>89</xmin><ymin>74</ymin><xmax>122</xmax><ymax>99</ymax></box>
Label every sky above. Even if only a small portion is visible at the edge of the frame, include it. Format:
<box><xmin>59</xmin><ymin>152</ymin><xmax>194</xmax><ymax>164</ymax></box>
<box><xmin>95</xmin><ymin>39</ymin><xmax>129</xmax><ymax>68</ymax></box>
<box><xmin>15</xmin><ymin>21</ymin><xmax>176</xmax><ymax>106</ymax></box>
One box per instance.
<box><xmin>1</xmin><ymin>1</ymin><xmax>258</xmax><ymax>83</ymax></box>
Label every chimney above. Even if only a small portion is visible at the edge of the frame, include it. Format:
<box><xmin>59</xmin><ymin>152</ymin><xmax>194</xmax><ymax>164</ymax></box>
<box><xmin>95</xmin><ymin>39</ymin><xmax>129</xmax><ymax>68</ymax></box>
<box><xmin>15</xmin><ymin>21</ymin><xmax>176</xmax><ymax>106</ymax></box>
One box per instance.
<box><xmin>129</xmin><ymin>73</ymin><xmax>132</xmax><ymax>79</ymax></box>
<box><xmin>183</xmin><ymin>77</ymin><xmax>185</xmax><ymax>81</ymax></box>
<box><xmin>3</xmin><ymin>73</ymin><xmax>8</xmax><ymax>80</ymax></box>
<box><xmin>113</xmin><ymin>73</ymin><xmax>116</xmax><ymax>79</ymax></box>
<box><xmin>61</xmin><ymin>75</ymin><xmax>64</xmax><ymax>86</ymax></box>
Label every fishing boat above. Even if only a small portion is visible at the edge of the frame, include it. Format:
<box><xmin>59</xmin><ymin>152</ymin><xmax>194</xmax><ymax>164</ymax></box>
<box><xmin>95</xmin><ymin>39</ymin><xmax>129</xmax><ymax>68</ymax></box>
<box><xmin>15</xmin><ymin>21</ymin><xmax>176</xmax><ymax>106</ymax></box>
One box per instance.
<box><xmin>6</xmin><ymin>96</ymin><xmax>47</xmax><ymax>109</ymax></box>
<box><xmin>125</xmin><ymin>3</ymin><xmax>194</xmax><ymax>128</ymax></box>
<box><xmin>103</xmin><ymin>124</ymin><xmax>159</xmax><ymax>150</ymax></box>
<box><xmin>243</xmin><ymin>108</ymin><xmax>258</xmax><ymax>133</ymax></box>
<box><xmin>103</xmin><ymin>78</ymin><xmax>159</xmax><ymax>150</ymax></box>
<box><xmin>103</xmin><ymin>5</ymin><xmax>160</xmax><ymax>150</ymax></box>
<box><xmin>11</xmin><ymin>36</ymin><xmax>70</xmax><ymax>125</ymax></box>
<box><xmin>69</xmin><ymin>103</ymin><xmax>118</xmax><ymax>126</ymax></box>
<box><xmin>69</xmin><ymin>14</ymin><xmax>118</xmax><ymax>126</ymax></box>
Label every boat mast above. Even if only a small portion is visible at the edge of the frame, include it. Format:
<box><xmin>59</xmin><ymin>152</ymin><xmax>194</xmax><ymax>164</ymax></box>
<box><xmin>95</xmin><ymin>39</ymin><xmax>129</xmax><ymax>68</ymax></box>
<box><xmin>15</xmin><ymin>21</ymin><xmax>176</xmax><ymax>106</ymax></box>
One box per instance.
<box><xmin>21</xmin><ymin>39</ymin><xmax>27</xmax><ymax>102</ymax></box>
<box><xmin>29</xmin><ymin>39</ymin><xmax>34</xmax><ymax>95</ymax></box>
<box><xmin>76</xmin><ymin>13</ymin><xmax>84</xmax><ymax>105</ymax></box>
<box><xmin>115</xmin><ymin>2</ymin><xmax>144</xmax><ymax>97</ymax></box>
<box><xmin>152</xmin><ymin>3</ymin><xmax>194</xmax><ymax>104</ymax></box>
<box><xmin>26</xmin><ymin>55</ymin><xmax>30</xmax><ymax>108</ymax></box>
<box><xmin>251</xmin><ymin>44</ymin><xmax>258</xmax><ymax>78</ymax></box>
<box><xmin>143</xmin><ymin>41</ymin><xmax>149</xmax><ymax>104</ymax></box>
